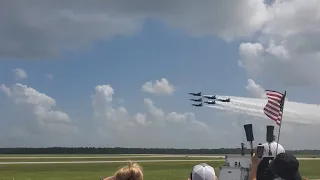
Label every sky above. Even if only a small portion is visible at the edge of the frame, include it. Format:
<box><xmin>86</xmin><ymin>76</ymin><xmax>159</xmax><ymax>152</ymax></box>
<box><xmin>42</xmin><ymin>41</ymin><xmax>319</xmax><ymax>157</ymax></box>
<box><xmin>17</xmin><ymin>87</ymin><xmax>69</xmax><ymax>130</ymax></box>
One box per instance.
<box><xmin>1</xmin><ymin>0</ymin><xmax>320</xmax><ymax>150</ymax></box>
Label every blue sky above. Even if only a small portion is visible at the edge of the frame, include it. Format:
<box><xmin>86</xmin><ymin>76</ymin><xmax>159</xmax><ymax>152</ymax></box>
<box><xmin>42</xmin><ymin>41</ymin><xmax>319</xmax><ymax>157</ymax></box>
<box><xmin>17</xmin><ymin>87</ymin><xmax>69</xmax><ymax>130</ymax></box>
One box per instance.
<box><xmin>1</xmin><ymin>0</ymin><xmax>320</xmax><ymax>149</ymax></box>
<box><xmin>1</xmin><ymin>21</ymin><xmax>246</xmax><ymax>120</ymax></box>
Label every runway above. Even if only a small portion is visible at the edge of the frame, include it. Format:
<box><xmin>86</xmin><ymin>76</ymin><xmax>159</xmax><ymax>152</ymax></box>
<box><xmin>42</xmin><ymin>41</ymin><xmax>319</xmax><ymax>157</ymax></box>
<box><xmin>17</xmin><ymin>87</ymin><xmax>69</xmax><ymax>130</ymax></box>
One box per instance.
<box><xmin>0</xmin><ymin>156</ymin><xmax>318</xmax><ymax>165</ymax></box>
<box><xmin>0</xmin><ymin>159</ymin><xmax>225</xmax><ymax>165</ymax></box>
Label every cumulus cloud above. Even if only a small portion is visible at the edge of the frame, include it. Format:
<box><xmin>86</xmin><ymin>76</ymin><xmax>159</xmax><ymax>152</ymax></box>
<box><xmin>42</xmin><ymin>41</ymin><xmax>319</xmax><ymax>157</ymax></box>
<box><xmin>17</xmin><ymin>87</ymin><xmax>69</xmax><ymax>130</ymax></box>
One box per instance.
<box><xmin>1</xmin><ymin>82</ymin><xmax>211</xmax><ymax>148</ymax></box>
<box><xmin>0</xmin><ymin>83</ymin><xmax>78</xmax><ymax>146</ymax></box>
<box><xmin>0</xmin><ymin>81</ymin><xmax>319</xmax><ymax>149</ymax></box>
<box><xmin>141</xmin><ymin>78</ymin><xmax>176</xmax><ymax>95</ymax></box>
<box><xmin>0</xmin><ymin>84</ymin><xmax>11</xmax><ymax>96</ymax></box>
<box><xmin>245</xmin><ymin>79</ymin><xmax>289</xmax><ymax>101</ymax></box>
<box><xmin>91</xmin><ymin>84</ymin><xmax>212</xmax><ymax>148</ymax></box>
<box><xmin>1</xmin><ymin>83</ymin><xmax>75</xmax><ymax>126</ymax></box>
<box><xmin>246</xmin><ymin>79</ymin><xmax>267</xmax><ymax>98</ymax></box>
<box><xmin>0</xmin><ymin>0</ymin><xmax>269</xmax><ymax>59</ymax></box>
<box><xmin>238</xmin><ymin>0</ymin><xmax>320</xmax><ymax>87</ymax></box>
<box><xmin>92</xmin><ymin>84</ymin><xmax>152</xmax><ymax>128</ymax></box>
<box><xmin>143</xmin><ymin>98</ymin><xmax>209</xmax><ymax>132</ymax></box>
<box><xmin>238</xmin><ymin>43</ymin><xmax>265</xmax><ymax>77</ymax></box>
<box><xmin>12</xmin><ymin>68</ymin><xmax>28</xmax><ymax>80</ymax></box>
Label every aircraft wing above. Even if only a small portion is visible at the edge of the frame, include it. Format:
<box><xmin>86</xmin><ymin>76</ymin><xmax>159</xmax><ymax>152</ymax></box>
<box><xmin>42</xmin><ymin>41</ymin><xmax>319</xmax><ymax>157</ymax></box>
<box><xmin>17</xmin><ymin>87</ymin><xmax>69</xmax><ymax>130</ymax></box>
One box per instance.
<box><xmin>189</xmin><ymin>92</ymin><xmax>201</xmax><ymax>96</ymax></box>
<box><xmin>204</xmin><ymin>101</ymin><xmax>215</xmax><ymax>104</ymax></box>
<box><xmin>217</xmin><ymin>98</ymin><xmax>230</xmax><ymax>102</ymax></box>
<box><xmin>190</xmin><ymin>98</ymin><xmax>202</xmax><ymax>102</ymax></box>
<box><xmin>203</xmin><ymin>95</ymin><xmax>216</xmax><ymax>99</ymax></box>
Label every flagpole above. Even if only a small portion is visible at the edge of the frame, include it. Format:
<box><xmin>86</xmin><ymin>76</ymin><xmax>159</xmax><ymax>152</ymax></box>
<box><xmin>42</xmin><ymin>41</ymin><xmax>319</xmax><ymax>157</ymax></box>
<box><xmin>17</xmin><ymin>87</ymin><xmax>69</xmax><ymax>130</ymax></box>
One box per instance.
<box><xmin>275</xmin><ymin>119</ymin><xmax>282</xmax><ymax>155</ymax></box>
<box><xmin>276</xmin><ymin>90</ymin><xmax>286</xmax><ymax>155</ymax></box>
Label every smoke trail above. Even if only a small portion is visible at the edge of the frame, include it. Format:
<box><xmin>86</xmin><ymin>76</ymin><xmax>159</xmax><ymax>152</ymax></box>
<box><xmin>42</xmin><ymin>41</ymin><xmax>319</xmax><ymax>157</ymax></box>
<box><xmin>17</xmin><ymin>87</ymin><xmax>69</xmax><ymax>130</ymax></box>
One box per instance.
<box><xmin>207</xmin><ymin>104</ymin><xmax>268</xmax><ymax>120</ymax></box>
<box><xmin>204</xmin><ymin>95</ymin><xmax>320</xmax><ymax>125</ymax></box>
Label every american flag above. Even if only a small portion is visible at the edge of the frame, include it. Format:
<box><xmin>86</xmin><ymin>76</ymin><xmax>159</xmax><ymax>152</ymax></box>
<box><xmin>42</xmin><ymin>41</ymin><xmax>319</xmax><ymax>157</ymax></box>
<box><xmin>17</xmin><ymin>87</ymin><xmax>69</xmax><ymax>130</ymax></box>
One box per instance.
<box><xmin>263</xmin><ymin>90</ymin><xmax>286</xmax><ymax>125</ymax></box>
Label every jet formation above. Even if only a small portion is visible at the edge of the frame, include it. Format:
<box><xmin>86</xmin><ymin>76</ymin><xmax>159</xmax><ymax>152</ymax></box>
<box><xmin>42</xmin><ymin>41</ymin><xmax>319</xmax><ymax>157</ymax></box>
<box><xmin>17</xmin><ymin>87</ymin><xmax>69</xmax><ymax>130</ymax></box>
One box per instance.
<box><xmin>188</xmin><ymin>91</ymin><xmax>230</xmax><ymax>107</ymax></box>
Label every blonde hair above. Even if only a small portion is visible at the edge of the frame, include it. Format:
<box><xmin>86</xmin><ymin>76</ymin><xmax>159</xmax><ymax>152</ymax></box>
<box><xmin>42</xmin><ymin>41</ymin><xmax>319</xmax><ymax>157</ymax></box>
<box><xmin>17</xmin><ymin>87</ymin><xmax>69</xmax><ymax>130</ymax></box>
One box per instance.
<box><xmin>113</xmin><ymin>161</ymin><xmax>143</xmax><ymax>180</ymax></box>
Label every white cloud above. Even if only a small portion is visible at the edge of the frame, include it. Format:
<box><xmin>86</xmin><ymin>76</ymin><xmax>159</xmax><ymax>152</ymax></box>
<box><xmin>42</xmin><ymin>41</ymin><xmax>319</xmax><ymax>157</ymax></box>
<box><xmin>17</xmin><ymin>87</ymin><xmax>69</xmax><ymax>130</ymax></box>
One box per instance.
<box><xmin>0</xmin><ymin>83</ymin><xmax>78</xmax><ymax>146</ymax></box>
<box><xmin>134</xmin><ymin>113</ymin><xmax>151</xmax><ymax>126</ymax></box>
<box><xmin>143</xmin><ymin>98</ymin><xmax>165</xmax><ymax>119</ymax></box>
<box><xmin>12</xmin><ymin>68</ymin><xmax>28</xmax><ymax>80</ymax></box>
<box><xmin>90</xmin><ymin>84</ymin><xmax>212</xmax><ymax>148</ymax></box>
<box><xmin>238</xmin><ymin>42</ymin><xmax>265</xmax><ymax>77</ymax></box>
<box><xmin>0</xmin><ymin>82</ymin><xmax>319</xmax><ymax>149</ymax></box>
<box><xmin>141</xmin><ymin>78</ymin><xmax>176</xmax><ymax>95</ymax></box>
<box><xmin>2</xmin><ymin>0</ymin><xmax>317</xmax><ymax>88</ymax></box>
<box><xmin>92</xmin><ymin>84</ymin><xmax>115</xmax><ymax>118</ymax></box>
<box><xmin>245</xmin><ymin>79</ymin><xmax>289</xmax><ymax>101</ymax></box>
<box><xmin>0</xmin><ymin>0</ymin><xmax>269</xmax><ymax>59</ymax></box>
<box><xmin>1</xmin><ymin>83</ymin><xmax>74</xmax><ymax>126</ymax></box>
<box><xmin>238</xmin><ymin>0</ymin><xmax>320</xmax><ymax>87</ymax></box>
<box><xmin>158</xmin><ymin>0</ymin><xmax>268</xmax><ymax>41</ymax></box>
<box><xmin>0</xmin><ymin>84</ymin><xmax>11</xmax><ymax>96</ymax></box>
<box><xmin>245</xmin><ymin>79</ymin><xmax>267</xmax><ymax>98</ymax></box>
<box><xmin>91</xmin><ymin>84</ymin><xmax>157</xmax><ymax>147</ymax></box>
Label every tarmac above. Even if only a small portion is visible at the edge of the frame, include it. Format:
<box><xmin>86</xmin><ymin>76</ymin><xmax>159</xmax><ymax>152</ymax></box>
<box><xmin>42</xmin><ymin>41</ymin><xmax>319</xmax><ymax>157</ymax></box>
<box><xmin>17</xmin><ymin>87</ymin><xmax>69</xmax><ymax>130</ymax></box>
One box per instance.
<box><xmin>0</xmin><ymin>155</ymin><xmax>318</xmax><ymax>165</ymax></box>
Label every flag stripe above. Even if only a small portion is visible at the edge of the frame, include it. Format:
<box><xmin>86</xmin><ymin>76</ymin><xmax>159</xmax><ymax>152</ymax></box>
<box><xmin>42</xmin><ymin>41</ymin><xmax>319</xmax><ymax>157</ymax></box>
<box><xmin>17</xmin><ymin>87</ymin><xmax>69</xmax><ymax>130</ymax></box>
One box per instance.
<box><xmin>269</xmin><ymin>97</ymin><xmax>282</xmax><ymax>102</ymax></box>
<box><xmin>264</xmin><ymin>110</ymin><xmax>281</xmax><ymax>125</ymax></box>
<box><xmin>266</xmin><ymin>92</ymin><xmax>283</xmax><ymax>99</ymax></box>
<box><xmin>264</xmin><ymin>106</ymin><xmax>279</xmax><ymax>117</ymax></box>
<box><xmin>264</xmin><ymin>107</ymin><xmax>281</xmax><ymax>120</ymax></box>
<box><xmin>268</xmin><ymin>100</ymin><xmax>280</xmax><ymax>107</ymax></box>
<box><xmin>264</xmin><ymin>90</ymin><xmax>285</xmax><ymax>126</ymax></box>
<box><xmin>266</xmin><ymin>90</ymin><xmax>283</xmax><ymax>96</ymax></box>
<box><xmin>266</xmin><ymin>102</ymin><xmax>281</xmax><ymax>111</ymax></box>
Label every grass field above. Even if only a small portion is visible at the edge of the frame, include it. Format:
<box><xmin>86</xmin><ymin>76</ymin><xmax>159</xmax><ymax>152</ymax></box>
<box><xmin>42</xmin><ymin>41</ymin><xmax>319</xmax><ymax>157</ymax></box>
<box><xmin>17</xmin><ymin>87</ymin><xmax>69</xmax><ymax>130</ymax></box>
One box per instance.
<box><xmin>0</xmin><ymin>155</ymin><xmax>319</xmax><ymax>180</ymax></box>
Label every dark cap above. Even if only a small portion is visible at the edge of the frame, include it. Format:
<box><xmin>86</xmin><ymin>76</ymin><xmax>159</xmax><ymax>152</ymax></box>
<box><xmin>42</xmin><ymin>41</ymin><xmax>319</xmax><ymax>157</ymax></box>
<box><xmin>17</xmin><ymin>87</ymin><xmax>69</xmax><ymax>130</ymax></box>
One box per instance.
<box><xmin>268</xmin><ymin>153</ymin><xmax>301</xmax><ymax>180</ymax></box>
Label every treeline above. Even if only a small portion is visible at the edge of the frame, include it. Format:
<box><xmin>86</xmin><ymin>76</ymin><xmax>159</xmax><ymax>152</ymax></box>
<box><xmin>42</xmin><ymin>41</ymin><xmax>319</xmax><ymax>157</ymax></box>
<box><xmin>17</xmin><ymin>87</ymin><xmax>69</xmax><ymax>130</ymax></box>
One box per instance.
<box><xmin>0</xmin><ymin>147</ymin><xmax>319</xmax><ymax>154</ymax></box>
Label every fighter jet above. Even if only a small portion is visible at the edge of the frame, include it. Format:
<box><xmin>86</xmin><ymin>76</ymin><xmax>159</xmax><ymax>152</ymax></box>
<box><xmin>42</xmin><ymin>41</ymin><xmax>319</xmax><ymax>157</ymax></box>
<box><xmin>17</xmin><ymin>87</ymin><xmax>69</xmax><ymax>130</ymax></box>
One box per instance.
<box><xmin>192</xmin><ymin>103</ymin><xmax>203</xmax><ymax>107</ymax></box>
<box><xmin>189</xmin><ymin>92</ymin><xmax>201</xmax><ymax>96</ymax></box>
<box><xmin>203</xmin><ymin>95</ymin><xmax>216</xmax><ymax>99</ymax></box>
<box><xmin>189</xmin><ymin>98</ymin><xmax>202</xmax><ymax>102</ymax></box>
<box><xmin>204</xmin><ymin>100</ymin><xmax>215</xmax><ymax>104</ymax></box>
<box><xmin>218</xmin><ymin>98</ymin><xmax>230</xmax><ymax>102</ymax></box>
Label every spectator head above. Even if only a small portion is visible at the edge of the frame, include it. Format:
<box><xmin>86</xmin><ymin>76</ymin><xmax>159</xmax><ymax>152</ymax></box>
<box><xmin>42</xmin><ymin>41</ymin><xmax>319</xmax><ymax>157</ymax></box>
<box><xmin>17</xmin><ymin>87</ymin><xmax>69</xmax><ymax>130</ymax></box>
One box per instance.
<box><xmin>104</xmin><ymin>161</ymin><xmax>143</xmax><ymax>180</ymax></box>
<box><xmin>189</xmin><ymin>163</ymin><xmax>216</xmax><ymax>180</ymax></box>
<box><xmin>268</xmin><ymin>153</ymin><xmax>301</xmax><ymax>180</ymax></box>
